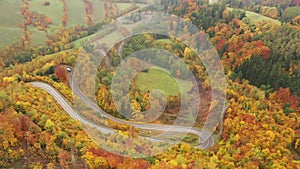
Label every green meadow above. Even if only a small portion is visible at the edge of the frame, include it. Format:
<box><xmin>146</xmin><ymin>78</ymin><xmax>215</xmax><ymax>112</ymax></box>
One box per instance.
<box><xmin>0</xmin><ymin>0</ymin><xmax>23</xmax><ymax>49</ymax></box>
<box><xmin>136</xmin><ymin>67</ymin><xmax>193</xmax><ymax>96</ymax></box>
<box><xmin>227</xmin><ymin>7</ymin><xmax>281</xmax><ymax>25</ymax></box>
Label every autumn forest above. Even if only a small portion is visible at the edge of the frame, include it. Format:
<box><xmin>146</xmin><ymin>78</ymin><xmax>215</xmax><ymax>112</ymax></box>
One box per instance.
<box><xmin>0</xmin><ymin>0</ymin><xmax>299</xmax><ymax>168</ymax></box>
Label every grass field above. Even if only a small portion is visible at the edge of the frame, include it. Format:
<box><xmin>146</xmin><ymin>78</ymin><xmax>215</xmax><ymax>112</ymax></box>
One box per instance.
<box><xmin>0</xmin><ymin>28</ymin><xmax>22</xmax><ymax>49</ymax></box>
<box><xmin>0</xmin><ymin>0</ymin><xmax>23</xmax><ymax>49</ymax></box>
<box><xmin>29</xmin><ymin>0</ymin><xmax>63</xmax><ymax>26</ymax></box>
<box><xmin>156</xmin><ymin>39</ymin><xmax>174</xmax><ymax>44</ymax></box>
<box><xmin>28</xmin><ymin>0</ymin><xmax>64</xmax><ymax>46</ymax></box>
<box><xmin>0</xmin><ymin>1</ymin><xmax>23</xmax><ymax>27</ymax></box>
<box><xmin>115</xmin><ymin>3</ymin><xmax>134</xmax><ymax>11</ymax></box>
<box><xmin>136</xmin><ymin>67</ymin><xmax>193</xmax><ymax>96</ymax></box>
<box><xmin>90</xmin><ymin>0</ymin><xmax>105</xmax><ymax>24</ymax></box>
<box><xmin>0</xmin><ymin>0</ymin><xmax>141</xmax><ymax>50</ymax></box>
<box><xmin>0</xmin><ymin>0</ymin><xmax>62</xmax><ymax>49</ymax></box>
<box><xmin>30</xmin><ymin>28</ymin><xmax>47</xmax><ymax>46</ymax></box>
<box><xmin>66</xmin><ymin>0</ymin><xmax>87</xmax><ymax>26</ymax></box>
<box><xmin>227</xmin><ymin>7</ymin><xmax>281</xmax><ymax>25</ymax></box>
<box><xmin>0</xmin><ymin>0</ymin><xmax>106</xmax><ymax>49</ymax></box>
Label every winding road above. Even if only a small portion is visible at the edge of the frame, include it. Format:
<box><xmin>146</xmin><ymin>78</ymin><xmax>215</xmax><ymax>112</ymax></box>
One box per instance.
<box><xmin>31</xmin><ymin>76</ymin><xmax>215</xmax><ymax>149</ymax></box>
<box><xmin>29</xmin><ymin>1</ymin><xmax>220</xmax><ymax>150</ymax></box>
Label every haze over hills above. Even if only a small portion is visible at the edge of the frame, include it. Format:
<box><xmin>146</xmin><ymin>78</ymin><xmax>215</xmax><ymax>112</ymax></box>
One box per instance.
<box><xmin>0</xmin><ymin>0</ymin><xmax>299</xmax><ymax>168</ymax></box>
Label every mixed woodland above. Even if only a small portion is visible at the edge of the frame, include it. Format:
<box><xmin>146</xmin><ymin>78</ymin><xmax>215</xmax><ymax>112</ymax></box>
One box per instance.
<box><xmin>0</xmin><ymin>0</ymin><xmax>299</xmax><ymax>168</ymax></box>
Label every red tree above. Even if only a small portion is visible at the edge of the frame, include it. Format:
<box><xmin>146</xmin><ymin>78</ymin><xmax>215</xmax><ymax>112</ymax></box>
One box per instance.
<box><xmin>54</xmin><ymin>65</ymin><xmax>68</xmax><ymax>83</ymax></box>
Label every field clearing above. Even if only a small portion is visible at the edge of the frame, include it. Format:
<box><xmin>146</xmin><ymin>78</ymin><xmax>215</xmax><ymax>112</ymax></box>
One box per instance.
<box><xmin>30</xmin><ymin>28</ymin><xmax>47</xmax><ymax>46</ymax></box>
<box><xmin>29</xmin><ymin>0</ymin><xmax>63</xmax><ymax>26</ymax></box>
<box><xmin>0</xmin><ymin>0</ymin><xmax>57</xmax><ymax>49</ymax></box>
<box><xmin>136</xmin><ymin>3</ymin><xmax>148</xmax><ymax>8</ymax></box>
<box><xmin>136</xmin><ymin>68</ymin><xmax>193</xmax><ymax>96</ymax></box>
<box><xmin>0</xmin><ymin>29</ymin><xmax>22</xmax><ymax>49</ymax></box>
<box><xmin>0</xmin><ymin>27</ymin><xmax>52</xmax><ymax>49</ymax></box>
<box><xmin>0</xmin><ymin>0</ymin><xmax>23</xmax><ymax>49</ymax></box>
<box><xmin>227</xmin><ymin>7</ymin><xmax>281</xmax><ymax>25</ymax></box>
<box><xmin>157</xmin><ymin>39</ymin><xmax>174</xmax><ymax>44</ymax></box>
<box><xmin>0</xmin><ymin>0</ymin><xmax>23</xmax><ymax>27</ymax></box>
<box><xmin>90</xmin><ymin>0</ymin><xmax>105</xmax><ymax>24</ymax></box>
<box><xmin>66</xmin><ymin>0</ymin><xmax>86</xmax><ymax>26</ymax></box>
<box><xmin>115</xmin><ymin>3</ymin><xmax>134</xmax><ymax>11</ymax></box>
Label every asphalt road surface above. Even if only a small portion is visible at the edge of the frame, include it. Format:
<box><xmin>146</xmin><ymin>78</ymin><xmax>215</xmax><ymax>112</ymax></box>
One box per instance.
<box><xmin>30</xmin><ymin>1</ymin><xmax>216</xmax><ymax>150</ymax></box>
<box><xmin>31</xmin><ymin>80</ymin><xmax>215</xmax><ymax>149</ymax></box>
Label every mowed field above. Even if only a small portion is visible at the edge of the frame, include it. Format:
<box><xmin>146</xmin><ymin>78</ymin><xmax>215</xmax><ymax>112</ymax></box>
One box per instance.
<box><xmin>66</xmin><ymin>0</ymin><xmax>86</xmax><ymax>26</ymax></box>
<box><xmin>90</xmin><ymin>0</ymin><xmax>105</xmax><ymax>24</ymax></box>
<box><xmin>0</xmin><ymin>0</ymin><xmax>107</xmax><ymax>49</ymax></box>
<box><xmin>136</xmin><ymin>68</ymin><xmax>193</xmax><ymax>96</ymax></box>
<box><xmin>227</xmin><ymin>7</ymin><xmax>281</xmax><ymax>25</ymax></box>
<box><xmin>0</xmin><ymin>1</ymin><xmax>143</xmax><ymax>50</ymax></box>
<box><xmin>115</xmin><ymin>3</ymin><xmax>134</xmax><ymax>11</ymax></box>
<box><xmin>28</xmin><ymin>0</ymin><xmax>64</xmax><ymax>46</ymax></box>
<box><xmin>29</xmin><ymin>0</ymin><xmax>63</xmax><ymax>26</ymax></box>
<box><xmin>0</xmin><ymin>0</ymin><xmax>23</xmax><ymax>49</ymax></box>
